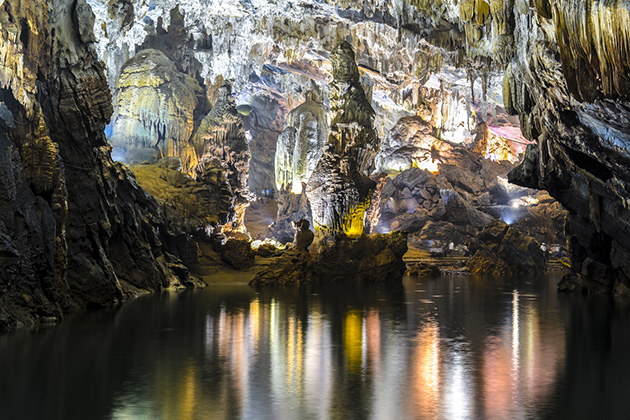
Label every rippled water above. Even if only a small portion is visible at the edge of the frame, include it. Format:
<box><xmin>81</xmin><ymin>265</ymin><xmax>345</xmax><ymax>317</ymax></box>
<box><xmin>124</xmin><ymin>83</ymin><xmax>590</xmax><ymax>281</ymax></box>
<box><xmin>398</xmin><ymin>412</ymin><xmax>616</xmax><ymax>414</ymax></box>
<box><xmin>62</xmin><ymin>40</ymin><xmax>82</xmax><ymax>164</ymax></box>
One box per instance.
<box><xmin>2</xmin><ymin>273</ymin><xmax>630</xmax><ymax>420</ymax></box>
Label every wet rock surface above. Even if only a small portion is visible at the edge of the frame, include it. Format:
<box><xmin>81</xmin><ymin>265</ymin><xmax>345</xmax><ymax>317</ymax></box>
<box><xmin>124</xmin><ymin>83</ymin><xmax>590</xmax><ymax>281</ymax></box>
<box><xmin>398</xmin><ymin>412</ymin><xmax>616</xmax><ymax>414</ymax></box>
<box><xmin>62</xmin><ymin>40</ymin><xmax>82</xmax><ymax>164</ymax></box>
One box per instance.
<box><xmin>406</xmin><ymin>262</ymin><xmax>441</xmax><ymax>278</ymax></box>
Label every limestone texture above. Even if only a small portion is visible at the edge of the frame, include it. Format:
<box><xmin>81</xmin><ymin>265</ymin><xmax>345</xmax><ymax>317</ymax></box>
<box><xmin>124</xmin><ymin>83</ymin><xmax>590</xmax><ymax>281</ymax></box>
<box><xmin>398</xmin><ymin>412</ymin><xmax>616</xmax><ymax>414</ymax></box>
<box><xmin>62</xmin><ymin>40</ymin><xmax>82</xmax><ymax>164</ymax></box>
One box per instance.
<box><xmin>108</xmin><ymin>48</ymin><xmax>202</xmax><ymax>165</ymax></box>
<box><xmin>192</xmin><ymin>81</ymin><xmax>251</xmax><ymax>229</ymax></box>
<box><xmin>0</xmin><ymin>0</ymin><xmax>204</xmax><ymax>331</ymax></box>
<box><xmin>250</xmin><ymin>230</ymin><xmax>408</xmax><ymax>285</ymax></box>
<box><xmin>406</xmin><ymin>262</ymin><xmax>441</xmax><ymax>277</ymax></box>
<box><xmin>306</xmin><ymin>41</ymin><xmax>379</xmax><ymax>237</ymax></box>
<box><xmin>275</xmin><ymin>80</ymin><xmax>327</xmax><ymax>195</ymax></box>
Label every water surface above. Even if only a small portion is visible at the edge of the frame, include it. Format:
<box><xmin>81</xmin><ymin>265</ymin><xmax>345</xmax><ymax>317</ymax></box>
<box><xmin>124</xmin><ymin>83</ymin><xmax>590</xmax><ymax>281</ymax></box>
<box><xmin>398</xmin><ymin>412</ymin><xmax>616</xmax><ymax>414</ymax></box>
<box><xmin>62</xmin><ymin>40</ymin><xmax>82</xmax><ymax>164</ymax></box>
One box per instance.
<box><xmin>2</xmin><ymin>273</ymin><xmax>630</xmax><ymax>419</ymax></box>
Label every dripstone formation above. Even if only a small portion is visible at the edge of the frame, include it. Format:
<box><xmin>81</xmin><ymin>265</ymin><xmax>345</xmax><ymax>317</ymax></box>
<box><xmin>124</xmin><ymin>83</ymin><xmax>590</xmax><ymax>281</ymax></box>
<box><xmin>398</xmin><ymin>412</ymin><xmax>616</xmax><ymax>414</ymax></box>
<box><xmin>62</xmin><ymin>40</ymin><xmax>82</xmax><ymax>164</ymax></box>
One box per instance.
<box><xmin>306</xmin><ymin>40</ymin><xmax>380</xmax><ymax>237</ymax></box>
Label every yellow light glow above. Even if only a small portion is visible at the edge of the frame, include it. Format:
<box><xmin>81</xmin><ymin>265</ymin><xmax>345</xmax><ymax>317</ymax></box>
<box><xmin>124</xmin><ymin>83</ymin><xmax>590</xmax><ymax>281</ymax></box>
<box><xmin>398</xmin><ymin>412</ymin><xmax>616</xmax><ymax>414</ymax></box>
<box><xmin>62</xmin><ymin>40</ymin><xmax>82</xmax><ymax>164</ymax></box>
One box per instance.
<box><xmin>342</xmin><ymin>199</ymin><xmax>371</xmax><ymax>238</ymax></box>
<box><xmin>250</xmin><ymin>298</ymin><xmax>261</xmax><ymax>351</ymax></box>
<box><xmin>344</xmin><ymin>310</ymin><xmax>363</xmax><ymax>374</ymax></box>
<box><xmin>412</xmin><ymin>157</ymin><xmax>439</xmax><ymax>173</ymax></box>
<box><xmin>413</xmin><ymin>321</ymin><xmax>440</xmax><ymax>418</ymax></box>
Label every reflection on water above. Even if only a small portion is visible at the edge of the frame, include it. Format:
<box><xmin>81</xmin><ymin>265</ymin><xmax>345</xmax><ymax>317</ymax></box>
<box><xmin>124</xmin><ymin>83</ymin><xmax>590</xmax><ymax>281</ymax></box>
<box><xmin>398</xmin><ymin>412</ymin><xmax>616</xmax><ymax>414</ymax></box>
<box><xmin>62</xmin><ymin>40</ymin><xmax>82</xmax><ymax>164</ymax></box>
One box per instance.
<box><xmin>2</xmin><ymin>274</ymin><xmax>630</xmax><ymax>419</ymax></box>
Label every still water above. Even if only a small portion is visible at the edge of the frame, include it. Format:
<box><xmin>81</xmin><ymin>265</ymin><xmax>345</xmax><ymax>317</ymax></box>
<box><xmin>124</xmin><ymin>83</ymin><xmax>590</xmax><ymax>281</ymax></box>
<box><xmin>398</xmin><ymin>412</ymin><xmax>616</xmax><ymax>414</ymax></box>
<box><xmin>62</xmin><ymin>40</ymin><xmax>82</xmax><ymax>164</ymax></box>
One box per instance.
<box><xmin>2</xmin><ymin>273</ymin><xmax>630</xmax><ymax>420</ymax></box>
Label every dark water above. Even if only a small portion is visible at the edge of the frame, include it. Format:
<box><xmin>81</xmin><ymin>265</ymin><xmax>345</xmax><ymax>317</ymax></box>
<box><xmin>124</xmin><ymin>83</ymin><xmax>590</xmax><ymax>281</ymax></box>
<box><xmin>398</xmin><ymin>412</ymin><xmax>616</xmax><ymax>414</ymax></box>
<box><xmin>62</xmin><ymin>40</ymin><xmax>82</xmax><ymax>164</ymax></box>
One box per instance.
<box><xmin>2</xmin><ymin>273</ymin><xmax>630</xmax><ymax>420</ymax></box>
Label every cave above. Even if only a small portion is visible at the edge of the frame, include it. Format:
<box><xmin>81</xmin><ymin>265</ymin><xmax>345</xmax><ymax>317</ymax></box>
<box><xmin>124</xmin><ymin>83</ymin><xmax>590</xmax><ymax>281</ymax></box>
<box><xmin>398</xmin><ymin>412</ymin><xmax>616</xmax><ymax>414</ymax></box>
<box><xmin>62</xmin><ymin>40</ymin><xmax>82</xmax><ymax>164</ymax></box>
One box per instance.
<box><xmin>2</xmin><ymin>0</ymin><xmax>630</xmax><ymax>418</ymax></box>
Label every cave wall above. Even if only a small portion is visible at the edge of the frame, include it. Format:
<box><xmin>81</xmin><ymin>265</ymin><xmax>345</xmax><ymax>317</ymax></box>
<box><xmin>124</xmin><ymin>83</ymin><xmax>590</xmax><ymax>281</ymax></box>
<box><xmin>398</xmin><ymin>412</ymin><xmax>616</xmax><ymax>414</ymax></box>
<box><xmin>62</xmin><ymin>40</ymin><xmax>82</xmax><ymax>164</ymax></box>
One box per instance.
<box><xmin>500</xmin><ymin>1</ymin><xmax>630</xmax><ymax>294</ymax></box>
<box><xmin>0</xmin><ymin>0</ymin><xmax>202</xmax><ymax>331</ymax></box>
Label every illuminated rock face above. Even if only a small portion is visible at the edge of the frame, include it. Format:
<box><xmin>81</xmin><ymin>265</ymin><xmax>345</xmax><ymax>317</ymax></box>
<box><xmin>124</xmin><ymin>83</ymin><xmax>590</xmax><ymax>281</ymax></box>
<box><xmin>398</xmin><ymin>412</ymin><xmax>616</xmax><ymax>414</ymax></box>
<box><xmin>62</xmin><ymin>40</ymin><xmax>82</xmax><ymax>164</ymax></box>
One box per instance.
<box><xmin>242</xmin><ymin>86</ymin><xmax>289</xmax><ymax>193</ymax></box>
<box><xmin>108</xmin><ymin>49</ymin><xmax>201</xmax><ymax>164</ymax></box>
<box><xmin>275</xmin><ymin>80</ymin><xmax>327</xmax><ymax>195</ymax></box>
<box><xmin>306</xmin><ymin>41</ymin><xmax>379</xmax><ymax>237</ymax></box>
<box><xmin>375</xmin><ymin>116</ymin><xmax>441</xmax><ymax>173</ymax></box>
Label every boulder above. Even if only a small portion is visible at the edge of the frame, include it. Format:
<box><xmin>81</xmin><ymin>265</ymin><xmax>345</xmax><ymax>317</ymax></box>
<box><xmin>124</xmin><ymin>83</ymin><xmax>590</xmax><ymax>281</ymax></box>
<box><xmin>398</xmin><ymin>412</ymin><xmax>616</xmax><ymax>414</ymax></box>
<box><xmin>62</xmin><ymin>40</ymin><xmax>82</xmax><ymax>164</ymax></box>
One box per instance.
<box><xmin>466</xmin><ymin>220</ymin><xmax>545</xmax><ymax>275</ymax></box>
<box><xmin>406</xmin><ymin>262</ymin><xmax>441</xmax><ymax>277</ymax></box>
<box><xmin>250</xmin><ymin>231</ymin><xmax>408</xmax><ymax>285</ymax></box>
<box><xmin>467</xmin><ymin>247</ymin><xmax>513</xmax><ymax>276</ymax></box>
<box><xmin>217</xmin><ymin>237</ymin><xmax>256</xmax><ymax>270</ymax></box>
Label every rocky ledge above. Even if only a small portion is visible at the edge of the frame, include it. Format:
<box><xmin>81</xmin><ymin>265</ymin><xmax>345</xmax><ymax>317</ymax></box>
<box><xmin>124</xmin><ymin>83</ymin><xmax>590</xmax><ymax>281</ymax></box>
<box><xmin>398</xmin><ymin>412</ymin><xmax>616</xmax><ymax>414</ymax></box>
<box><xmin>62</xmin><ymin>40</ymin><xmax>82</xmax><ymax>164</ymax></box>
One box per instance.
<box><xmin>250</xmin><ymin>220</ymin><xmax>408</xmax><ymax>285</ymax></box>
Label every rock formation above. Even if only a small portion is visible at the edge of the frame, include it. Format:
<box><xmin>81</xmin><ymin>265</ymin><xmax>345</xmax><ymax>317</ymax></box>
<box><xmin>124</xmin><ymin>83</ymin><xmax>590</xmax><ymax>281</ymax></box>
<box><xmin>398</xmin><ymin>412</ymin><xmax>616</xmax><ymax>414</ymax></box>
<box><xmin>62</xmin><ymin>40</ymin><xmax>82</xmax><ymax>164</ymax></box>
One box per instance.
<box><xmin>306</xmin><ymin>40</ymin><xmax>379</xmax><ymax>237</ymax></box>
<box><xmin>406</xmin><ymin>262</ymin><xmax>441</xmax><ymax>277</ymax></box>
<box><xmin>370</xmin><ymin>108</ymin><xmax>568</xmax><ymax>251</ymax></box>
<box><xmin>250</xmin><ymin>227</ymin><xmax>408</xmax><ymax>286</ymax></box>
<box><xmin>466</xmin><ymin>220</ymin><xmax>546</xmax><ymax>276</ymax></box>
<box><xmin>192</xmin><ymin>81</ymin><xmax>251</xmax><ymax>230</ymax></box>
<box><xmin>108</xmin><ymin>48</ymin><xmax>202</xmax><ymax>164</ymax></box>
<box><xmin>241</xmin><ymin>84</ymin><xmax>289</xmax><ymax>194</ymax></box>
<box><xmin>502</xmin><ymin>1</ymin><xmax>630</xmax><ymax>294</ymax></box>
<box><xmin>275</xmin><ymin>79</ymin><xmax>327</xmax><ymax>195</ymax></box>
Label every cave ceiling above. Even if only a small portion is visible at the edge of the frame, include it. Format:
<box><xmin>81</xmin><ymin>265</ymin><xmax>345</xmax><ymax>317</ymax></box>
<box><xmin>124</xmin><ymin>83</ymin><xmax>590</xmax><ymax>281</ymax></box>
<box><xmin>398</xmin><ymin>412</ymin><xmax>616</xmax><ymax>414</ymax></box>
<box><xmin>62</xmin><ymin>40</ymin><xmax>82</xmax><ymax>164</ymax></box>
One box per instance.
<box><xmin>88</xmin><ymin>0</ymin><xmax>524</xmax><ymax>157</ymax></box>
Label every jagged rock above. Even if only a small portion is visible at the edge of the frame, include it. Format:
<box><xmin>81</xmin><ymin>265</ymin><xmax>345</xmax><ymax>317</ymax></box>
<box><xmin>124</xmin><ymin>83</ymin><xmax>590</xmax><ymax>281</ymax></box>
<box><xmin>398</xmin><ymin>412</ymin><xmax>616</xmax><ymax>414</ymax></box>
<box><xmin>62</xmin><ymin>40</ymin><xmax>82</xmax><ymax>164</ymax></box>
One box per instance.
<box><xmin>374</xmin><ymin>116</ymin><xmax>441</xmax><ymax>173</ymax></box>
<box><xmin>137</xmin><ymin>5</ymin><xmax>205</xmax><ymax>83</ymax></box>
<box><xmin>249</xmin><ymin>248</ymin><xmax>311</xmax><ymax>286</ymax></box>
<box><xmin>406</xmin><ymin>262</ymin><xmax>441</xmax><ymax>277</ymax></box>
<box><xmin>467</xmin><ymin>248</ymin><xmax>513</xmax><ymax>276</ymax></box>
<box><xmin>127</xmin><ymin>159</ymin><xmax>250</xmax><ymax>265</ymax></box>
<box><xmin>262</xmin><ymin>189</ymin><xmax>312</xmax><ymax>243</ymax></box>
<box><xmin>311</xmin><ymin>231</ymin><xmax>409</xmax><ymax>283</ymax></box>
<box><xmin>467</xmin><ymin>220</ymin><xmax>545</xmax><ymax>275</ymax></box>
<box><xmin>217</xmin><ymin>237</ymin><xmax>256</xmax><ymax>270</ymax></box>
<box><xmin>108</xmin><ymin>49</ymin><xmax>202</xmax><ymax>165</ymax></box>
<box><xmin>292</xmin><ymin>219</ymin><xmax>314</xmax><ymax>251</ymax></box>
<box><xmin>0</xmin><ymin>0</ymin><xmax>204</xmax><ymax>331</ymax></box>
<box><xmin>510</xmin><ymin>192</ymin><xmax>567</xmax><ymax>245</ymax></box>
<box><xmin>415</xmin><ymin>220</ymin><xmax>476</xmax><ymax>246</ymax></box>
<box><xmin>256</xmin><ymin>242</ymin><xmax>278</xmax><ymax>258</ymax></box>
<box><xmin>242</xmin><ymin>87</ymin><xmax>289</xmax><ymax>193</ymax></box>
<box><xmin>250</xmin><ymin>230</ymin><xmax>408</xmax><ymax>285</ymax></box>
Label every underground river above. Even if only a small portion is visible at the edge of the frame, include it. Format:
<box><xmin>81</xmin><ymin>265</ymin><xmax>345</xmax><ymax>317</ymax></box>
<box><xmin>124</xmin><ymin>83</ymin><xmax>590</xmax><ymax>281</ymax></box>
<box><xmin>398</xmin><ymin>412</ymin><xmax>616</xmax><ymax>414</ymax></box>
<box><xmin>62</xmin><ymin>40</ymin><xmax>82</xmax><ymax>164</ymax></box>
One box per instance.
<box><xmin>2</xmin><ymin>272</ymin><xmax>630</xmax><ymax>420</ymax></box>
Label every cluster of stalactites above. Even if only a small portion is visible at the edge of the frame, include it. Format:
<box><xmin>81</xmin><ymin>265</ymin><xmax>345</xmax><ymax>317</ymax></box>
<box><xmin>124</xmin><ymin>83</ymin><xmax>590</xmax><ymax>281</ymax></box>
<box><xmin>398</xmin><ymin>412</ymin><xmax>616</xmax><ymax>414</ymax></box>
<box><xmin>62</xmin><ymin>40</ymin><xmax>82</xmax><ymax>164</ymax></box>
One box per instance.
<box><xmin>327</xmin><ymin>41</ymin><xmax>379</xmax><ymax>177</ymax></box>
<box><xmin>553</xmin><ymin>0</ymin><xmax>630</xmax><ymax>101</ymax></box>
<box><xmin>274</xmin><ymin>80</ymin><xmax>327</xmax><ymax>195</ymax></box>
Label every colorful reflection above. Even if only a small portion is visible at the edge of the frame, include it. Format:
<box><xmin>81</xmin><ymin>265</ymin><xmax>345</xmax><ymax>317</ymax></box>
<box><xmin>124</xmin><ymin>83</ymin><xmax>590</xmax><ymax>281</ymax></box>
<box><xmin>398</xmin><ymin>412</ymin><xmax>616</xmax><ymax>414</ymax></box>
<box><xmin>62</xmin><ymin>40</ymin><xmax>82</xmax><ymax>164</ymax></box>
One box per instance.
<box><xmin>105</xmin><ymin>278</ymin><xmax>567</xmax><ymax>419</ymax></box>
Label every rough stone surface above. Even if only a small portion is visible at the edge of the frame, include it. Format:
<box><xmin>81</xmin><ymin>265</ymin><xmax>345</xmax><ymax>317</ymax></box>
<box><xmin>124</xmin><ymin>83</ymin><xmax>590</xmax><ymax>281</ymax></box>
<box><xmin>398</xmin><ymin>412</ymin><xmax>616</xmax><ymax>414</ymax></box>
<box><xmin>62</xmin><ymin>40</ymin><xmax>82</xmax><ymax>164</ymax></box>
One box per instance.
<box><xmin>0</xmin><ymin>0</ymin><xmax>204</xmax><ymax>331</ymax></box>
<box><xmin>192</xmin><ymin>82</ymin><xmax>250</xmax><ymax>206</ymax></box>
<box><xmin>216</xmin><ymin>237</ymin><xmax>256</xmax><ymax>270</ymax></box>
<box><xmin>250</xmin><ymin>230</ymin><xmax>408</xmax><ymax>286</ymax></box>
<box><xmin>406</xmin><ymin>262</ymin><xmax>441</xmax><ymax>277</ymax></box>
<box><xmin>275</xmin><ymin>80</ymin><xmax>327</xmax><ymax>194</ymax></box>
<box><xmin>467</xmin><ymin>220</ymin><xmax>545</xmax><ymax>275</ymax></box>
<box><xmin>306</xmin><ymin>41</ymin><xmax>379</xmax><ymax>237</ymax></box>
